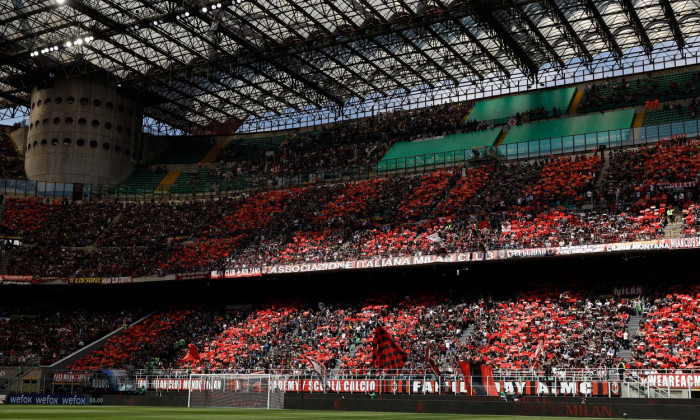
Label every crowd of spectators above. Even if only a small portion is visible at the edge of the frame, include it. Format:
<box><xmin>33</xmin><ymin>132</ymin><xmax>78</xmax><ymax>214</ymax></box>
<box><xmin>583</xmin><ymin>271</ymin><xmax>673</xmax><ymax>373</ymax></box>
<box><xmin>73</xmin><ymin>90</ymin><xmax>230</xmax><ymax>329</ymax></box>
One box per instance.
<box><xmin>0</xmin><ymin>129</ymin><xmax>26</xmax><ymax>180</ymax></box>
<box><xmin>3</xmin><ymin>283</ymin><xmax>697</xmax><ymax>376</ymax></box>
<box><xmin>578</xmin><ymin>70</ymin><xmax>700</xmax><ymax>113</ymax></box>
<box><xmin>218</xmin><ymin>101</ymin><xmax>475</xmax><ymax>179</ymax></box>
<box><xmin>630</xmin><ymin>286</ymin><xmax>700</xmax><ymax>370</ymax></box>
<box><xmin>0</xmin><ymin>308</ymin><xmax>132</xmax><ymax>365</ymax></box>
<box><xmin>3</xmin><ymin>140</ymin><xmax>700</xmax><ymax>279</ymax></box>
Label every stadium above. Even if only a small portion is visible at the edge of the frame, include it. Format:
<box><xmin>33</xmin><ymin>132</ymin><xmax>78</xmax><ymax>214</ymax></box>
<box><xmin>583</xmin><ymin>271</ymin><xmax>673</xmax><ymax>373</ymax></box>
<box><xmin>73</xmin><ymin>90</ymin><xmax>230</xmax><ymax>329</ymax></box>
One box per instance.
<box><xmin>1</xmin><ymin>0</ymin><xmax>700</xmax><ymax>419</ymax></box>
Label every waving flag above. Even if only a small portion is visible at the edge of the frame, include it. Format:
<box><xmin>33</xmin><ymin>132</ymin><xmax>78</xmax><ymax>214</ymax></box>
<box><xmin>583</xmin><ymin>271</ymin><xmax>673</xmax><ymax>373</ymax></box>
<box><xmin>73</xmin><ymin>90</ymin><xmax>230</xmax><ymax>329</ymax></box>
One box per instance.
<box><xmin>372</xmin><ymin>326</ymin><xmax>407</xmax><ymax>371</ymax></box>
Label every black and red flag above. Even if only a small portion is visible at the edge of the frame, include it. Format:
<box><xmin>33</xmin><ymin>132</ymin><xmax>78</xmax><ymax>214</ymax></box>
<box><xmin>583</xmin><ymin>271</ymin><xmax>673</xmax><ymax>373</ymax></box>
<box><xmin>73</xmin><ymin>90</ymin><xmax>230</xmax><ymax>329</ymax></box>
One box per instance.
<box><xmin>371</xmin><ymin>325</ymin><xmax>407</xmax><ymax>371</ymax></box>
<box><xmin>426</xmin><ymin>347</ymin><xmax>440</xmax><ymax>377</ymax></box>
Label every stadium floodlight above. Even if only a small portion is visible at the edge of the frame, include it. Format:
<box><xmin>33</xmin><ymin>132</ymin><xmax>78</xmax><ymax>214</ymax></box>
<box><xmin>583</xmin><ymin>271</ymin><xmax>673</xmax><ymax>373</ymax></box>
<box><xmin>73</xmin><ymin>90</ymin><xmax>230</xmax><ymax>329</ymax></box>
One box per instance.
<box><xmin>202</xmin><ymin>6</ymin><xmax>208</xmax><ymax>12</ymax></box>
<box><xmin>74</xmin><ymin>38</ymin><xmax>83</xmax><ymax>45</ymax></box>
<box><xmin>65</xmin><ymin>41</ymin><xmax>72</xmax><ymax>47</ymax></box>
<box><xmin>57</xmin><ymin>0</ymin><xmax>65</xmax><ymax>4</ymax></box>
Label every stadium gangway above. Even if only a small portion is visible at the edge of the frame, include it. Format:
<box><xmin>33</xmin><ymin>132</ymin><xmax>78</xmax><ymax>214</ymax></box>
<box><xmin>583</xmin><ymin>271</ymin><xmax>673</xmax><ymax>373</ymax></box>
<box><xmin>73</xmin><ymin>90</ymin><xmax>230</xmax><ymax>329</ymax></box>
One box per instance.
<box><xmin>0</xmin><ymin>118</ymin><xmax>699</xmax><ymax>201</ymax></box>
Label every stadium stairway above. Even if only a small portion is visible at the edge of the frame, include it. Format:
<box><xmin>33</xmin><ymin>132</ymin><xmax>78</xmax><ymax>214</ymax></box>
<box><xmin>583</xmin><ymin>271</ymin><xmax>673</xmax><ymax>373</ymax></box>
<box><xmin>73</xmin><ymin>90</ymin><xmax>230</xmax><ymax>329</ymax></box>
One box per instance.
<box><xmin>200</xmin><ymin>140</ymin><xmax>229</xmax><ymax>163</ymax></box>
<box><xmin>0</xmin><ymin>253</ymin><xmax>9</xmax><ymax>275</ymax></box>
<box><xmin>663</xmin><ymin>213</ymin><xmax>684</xmax><ymax>238</ymax></box>
<box><xmin>591</xmin><ymin>155</ymin><xmax>611</xmax><ymax>192</ymax></box>
<box><xmin>459</xmin><ymin>324</ymin><xmax>475</xmax><ymax>344</ymax></box>
<box><xmin>568</xmin><ymin>90</ymin><xmax>585</xmax><ymax>115</ymax></box>
<box><xmin>618</xmin><ymin>314</ymin><xmax>643</xmax><ymax>363</ymax></box>
<box><xmin>47</xmin><ymin>310</ymin><xmax>158</xmax><ymax>372</ymax></box>
<box><xmin>154</xmin><ymin>170</ymin><xmax>182</xmax><ymax>194</ymax></box>
<box><xmin>0</xmin><ymin>367</ymin><xmax>42</xmax><ymax>394</ymax></box>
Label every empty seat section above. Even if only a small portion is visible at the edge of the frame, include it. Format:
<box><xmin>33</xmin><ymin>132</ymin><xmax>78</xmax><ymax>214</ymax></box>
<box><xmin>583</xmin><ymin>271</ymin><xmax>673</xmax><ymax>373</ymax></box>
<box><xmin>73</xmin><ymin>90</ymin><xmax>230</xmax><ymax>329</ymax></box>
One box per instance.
<box><xmin>378</xmin><ymin>129</ymin><xmax>501</xmax><ymax>171</ymax></box>
<box><xmin>501</xmin><ymin>109</ymin><xmax>635</xmax><ymax>158</ymax></box>
<box><xmin>467</xmin><ymin>87</ymin><xmax>576</xmax><ymax>125</ymax></box>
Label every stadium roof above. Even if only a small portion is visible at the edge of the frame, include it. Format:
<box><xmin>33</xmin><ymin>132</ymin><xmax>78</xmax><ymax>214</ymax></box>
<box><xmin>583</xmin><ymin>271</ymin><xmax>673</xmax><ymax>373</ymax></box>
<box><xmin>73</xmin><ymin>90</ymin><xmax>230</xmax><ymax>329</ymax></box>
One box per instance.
<box><xmin>1</xmin><ymin>0</ymin><xmax>699</xmax><ymax>134</ymax></box>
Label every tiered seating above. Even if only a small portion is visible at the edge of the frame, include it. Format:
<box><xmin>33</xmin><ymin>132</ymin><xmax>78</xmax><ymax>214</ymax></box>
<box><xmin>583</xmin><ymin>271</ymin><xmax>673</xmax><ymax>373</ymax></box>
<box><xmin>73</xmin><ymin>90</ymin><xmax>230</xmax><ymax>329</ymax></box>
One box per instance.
<box><xmin>191</xmin><ymin>304</ymin><xmax>300</xmax><ymax>371</ymax></box>
<box><xmin>502</xmin><ymin>109</ymin><xmax>635</xmax><ymax>145</ymax></box>
<box><xmin>644</xmin><ymin>105</ymin><xmax>696</xmax><ymax>126</ymax></box>
<box><xmin>467</xmin><ymin>87</ymin><xmax>575</xmax><ymax>125</ymax></box>
<box><xmin>0</xmin><ymin>197</ymin><xmax>53</xmax><ymax>234</ymax></box>
<box><xmin>579</xmin><ymin>70</ymin><xmax>700</xmax><ymax>113</ymax></box>
<box><xmin>432</xmin><ymin>166</ymin><xmax>492</xmax><ymax>218</ymax></box>
<box><xmin>115</xmin><ymin>169</ymin><xmax>166</xmax><ymax>194</ymax></box>
<box><xmin>221</xmin><ymin>134</ymin><xmax>286</xmax><ymax>162</ymax></box>
<box><xmin>399</xmin><ymin>170</ymin><xmax>456</xmax><ymax>221</ymax></box>
<box><xmin>600</xmin><ymin>136</ymin><xmax>699</xmax><ymax>209</ymax></box>
<box><xmin>378</xmin><ymin>130</ymin><xmax>500</xmax><ymax>171</ymax></box>
<box><xmin>70</xmin><ymin>308</ymin><xmax>196</xmax><ymax>371</ymax></box>
<box><xmin>525</xmin><ymin>155</ymin><xmax>602</xmax><ymax>205</ymax></box>
<box><xmin>0</xmin><ymin>130</ymin><xmax>26</xmax><ymax>180</ymax></box>
<box><xmin>7</xmin><ymin>286</ymin><xmax>695</xmax><ymax>373</ymax></box>
<box><xmin>459</xmin><ymin>288</ymin><xmax>630</xmax><ymax>370</ymax></box>
<box><xmin>632</xmin><ymin>289</ymin><xmax>700</xmax><ymax>369</ymax></box>
<box><xmin>4</xmin><ymin>142</ymin><xmax>700</xmax><ymax>279</ymax></box>
<box><xmin>0</xmin><ymin>309</ymin><xmax>130</xmax><ymax>365</ymax></box>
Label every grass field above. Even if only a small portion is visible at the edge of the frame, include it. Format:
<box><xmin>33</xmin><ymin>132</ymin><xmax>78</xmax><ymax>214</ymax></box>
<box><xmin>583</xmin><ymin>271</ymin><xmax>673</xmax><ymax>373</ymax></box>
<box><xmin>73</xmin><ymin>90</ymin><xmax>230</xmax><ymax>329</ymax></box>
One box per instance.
<box><xmin>0</xmin><ymin>406</ymin><xmax>660</xmax><ymax>420</ymax></box>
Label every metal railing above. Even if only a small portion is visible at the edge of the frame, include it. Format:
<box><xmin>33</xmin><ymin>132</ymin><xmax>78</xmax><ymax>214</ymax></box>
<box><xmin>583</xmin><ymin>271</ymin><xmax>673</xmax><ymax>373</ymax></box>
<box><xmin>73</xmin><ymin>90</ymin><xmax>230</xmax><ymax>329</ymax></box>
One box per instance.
<box><xmin>44</xmin><ymin>367</ymin><xmax>700</xmax><ymax>399</ymax></box>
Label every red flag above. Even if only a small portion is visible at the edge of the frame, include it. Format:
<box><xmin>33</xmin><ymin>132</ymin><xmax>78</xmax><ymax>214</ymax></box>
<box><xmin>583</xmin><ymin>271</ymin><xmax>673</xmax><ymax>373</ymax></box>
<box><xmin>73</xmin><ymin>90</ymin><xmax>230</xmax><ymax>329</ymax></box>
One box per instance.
<box><xmin>457</xmin><ymin>360</ymin><xmax>471</xmax><ymax>378</ymax></box>
<box><xmin>305</xmin><ymin>356</ymin><xmax>326</xmax><ymax>377</ymax></box>
<box><xmin>182</xmin><ymin>343</ymin><xmax>201</xmax><ymax>362</ymax></box>
<box><xmin>372</xmin><ymin>326</ymin><xmax>407</xmax><ymax>372</ymax></box>
<box><xmin>426</xmin><ymin>347</ymin><xmax>440</xmax><ymax>377</ymax></box>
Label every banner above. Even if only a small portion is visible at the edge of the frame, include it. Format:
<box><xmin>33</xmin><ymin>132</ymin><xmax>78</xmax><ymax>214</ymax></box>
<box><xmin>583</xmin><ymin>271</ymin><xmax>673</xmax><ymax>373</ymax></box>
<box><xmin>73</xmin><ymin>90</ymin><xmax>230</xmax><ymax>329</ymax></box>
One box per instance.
<box><xmin>656</xmin><ymin>181</ymin><xmax>697</xmax><ymax>190</ymax></box>
<box><xmin>210</xmin><ymin>267</ymin><xmax>262</xmax><ymax>279</ymax></box>
<box><xmin>12</xmin><ymin>237</ymin><xmax>700</xmax><ymax>283</ymax></box>
<box><xmin>613</xmin><ymin>285</ymin><xmax>644</xmax><ymax>297</ymax></box>
<box><xmin>175</xmin><ymin>272</ymin><xmax>210</xmax><ymax>281</ymax></box>
<box><xmin>493</xmin><ymin>380</ymin><xmax>620</xmax><ymax>397</ymax></box>
<box><xmin>52</xmin><ymin>373</ymin><xmax>93</xmax><ymax>384</ymax></box>
<box><xmin>646</xmin><ymin>373</ymin><xmax>700</xmax><ymax>389</ymax></box>
<box><xmin>101</xmin><ymin>277</ymin><xmax>132</xmax><ymax>285</ymax></box>
<box><xmin>0</xmin><ymin>275</ymin><xmax>32</xmax><ymax>285</ymax></box>
<box><xmin>68</xmin><ymin>278</ymin><xmax>101</xmax><ymax>285</ymax></box>
<box><xmin>4</xmin><ymin>394</ymin><xmax>91</xmax><ymax>405</ymax></box>
<box><xmin>102</xmin><ymin>369</ymin><xmax>129</xmax><ymax>391</ymax></box>
<box><xmin>135</xmin><ymin>377</ymin><xmax>224</xmax><ymax>391</ymax></box>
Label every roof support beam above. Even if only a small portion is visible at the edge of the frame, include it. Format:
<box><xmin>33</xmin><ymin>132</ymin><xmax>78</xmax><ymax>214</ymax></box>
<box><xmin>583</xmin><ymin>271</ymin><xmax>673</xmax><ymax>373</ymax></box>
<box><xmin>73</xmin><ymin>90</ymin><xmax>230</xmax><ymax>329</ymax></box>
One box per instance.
<box><xmin>619</xmin><ymin>0</ymin><xmax>654</xmax><ymax>57</ymax></box>
<box><xmin>658</xmin><ymin>0</ymin><xmax>686</xmax><ymax>51</ymax></box>
<box><xmin>466</xmin><ymin>0</ymin><xmax>540</xmax><ymax>80</ymax></box>
<box><xmin>434</xmin><ymin>0</ymin><xmax>511</xmax><ymax>78</ymax></box>
<box><xmin>540</xmin><ymin>0</ymin><xmax>594</xmax><ymax>63</ymax></box>
<box><xmin>582</xmin><ymin>0</ymin><xmax>623</xmax><ymax>59</ymax></box>
<box><xmin>217</xmin><ymin>1</ymin><xmax>344</xmax><ymax>107</ymax></box>
<box><xmin>232</xmin><ymin>1</ymin><xmax>365</xmax><ymax>101</ymax></box>
<box><xmin>283</xmin><ymin>1</ymin><xmax>389</xmax><ymax>96</ymax></box>
<box><xmin>511</xmin><ymin>0</ymin><xmax>565</xmax><ymax>68</ymax></box>
<box><xmin>360</xmin><ymin>0</ymin><xmax>458</xmax><ymax>86</ymax></box>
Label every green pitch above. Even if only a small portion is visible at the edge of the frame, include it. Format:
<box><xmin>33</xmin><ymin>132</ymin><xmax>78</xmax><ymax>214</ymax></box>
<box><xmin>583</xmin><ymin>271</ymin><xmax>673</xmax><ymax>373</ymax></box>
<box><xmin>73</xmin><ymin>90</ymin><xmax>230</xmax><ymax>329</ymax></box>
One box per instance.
<box><xmin>0</xmin><ymin>406</ymin><xmax>659</xmax><ymax>420</ymax></box>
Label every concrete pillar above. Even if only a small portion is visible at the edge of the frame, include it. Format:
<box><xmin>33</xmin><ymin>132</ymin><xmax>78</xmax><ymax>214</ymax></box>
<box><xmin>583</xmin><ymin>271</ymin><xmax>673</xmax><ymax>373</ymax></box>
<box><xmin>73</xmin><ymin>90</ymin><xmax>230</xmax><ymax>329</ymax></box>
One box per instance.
<box><xmin>24</xmin><ymin>79</ymin><xmax>141</xmax><ymax>185</ymax></box>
